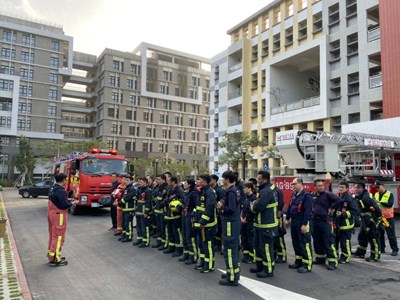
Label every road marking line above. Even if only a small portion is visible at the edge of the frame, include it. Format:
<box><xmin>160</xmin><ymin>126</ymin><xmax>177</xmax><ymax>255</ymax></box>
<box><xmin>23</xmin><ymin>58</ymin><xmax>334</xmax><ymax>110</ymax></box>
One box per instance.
<box><xmin>218</xmin><ymin>269</ymin><xmax>316</xmax><ymax>300</ymax></box>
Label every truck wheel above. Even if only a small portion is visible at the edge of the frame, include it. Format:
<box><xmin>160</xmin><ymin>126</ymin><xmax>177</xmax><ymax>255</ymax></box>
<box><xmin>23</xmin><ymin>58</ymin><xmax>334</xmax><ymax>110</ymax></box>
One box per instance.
<box><xmin>70</xmin><ymin>204</ymin><xmax>80</xmax><ymax>215</ymax></box>
<box><xmin>22</xmin><ymin>191</ymin><xmax>30</xmax><ymax>198</ymax></box>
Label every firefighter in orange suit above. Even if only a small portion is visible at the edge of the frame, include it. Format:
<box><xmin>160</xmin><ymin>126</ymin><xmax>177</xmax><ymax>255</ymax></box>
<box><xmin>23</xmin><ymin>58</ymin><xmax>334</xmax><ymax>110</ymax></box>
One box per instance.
<box><xmin>112</xmin><ymin>178</ymin><xmax>127</xmax><ymax>236</ymax></box>
<box><xmin>47</xmin><ymin>173</ymin><xmax>76</xmax><ymax>267</ymax></box>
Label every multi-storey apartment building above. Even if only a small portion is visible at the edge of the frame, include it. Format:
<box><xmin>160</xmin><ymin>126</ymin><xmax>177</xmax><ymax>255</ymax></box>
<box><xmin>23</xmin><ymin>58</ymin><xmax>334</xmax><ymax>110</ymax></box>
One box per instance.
<box><xmin>0</xmin><ymin>14</ymin><xmax>73</xmax><ymax>176</ymax></box>
<box><xmin>0</xmin><ymin>14</ymin><xmax>211</xmax><ymax>178</ymax></box>
<box><xmin>94</xmin><ymin>43</ymin><xmax>211</xmax><ymax>167</ymax></box>
<box><xmin>210</xmin><ymin>0</ymin><xmax>396</xmax><ymax>177</ymax></box>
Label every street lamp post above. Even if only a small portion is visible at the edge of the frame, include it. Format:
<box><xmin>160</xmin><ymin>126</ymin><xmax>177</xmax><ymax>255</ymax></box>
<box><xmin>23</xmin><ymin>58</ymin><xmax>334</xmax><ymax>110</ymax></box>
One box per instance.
<box><xmin>241</xmin><ymin>146</ymin><xmax>247</xmax><ymax>182</ymax></box>
<box><xmin>155</xmin><ymin>159</ymin><xmax>159</xmax><ymax>176</ymax></box>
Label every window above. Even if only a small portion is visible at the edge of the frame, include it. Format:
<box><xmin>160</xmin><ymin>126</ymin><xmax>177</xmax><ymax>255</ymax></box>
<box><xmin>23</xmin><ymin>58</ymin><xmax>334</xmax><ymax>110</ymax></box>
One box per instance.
<box><xmin>1</xmin><ymin>48</ymin><xmax>16</xmax><ymax>60</ymax></box>
<box><xmin>49</xmin><ymin>56</ymin><xmax>59</xmax><ymax>68</ymax></box>
<box><xmin>20</xmin><ymin>68</ymin><xmax>33</xmax><ymax>80</ymax></box>
<box><xmin>48</xmin><ymin>104</ymin><xmax>57</xmax><ymax>116</ymax></box>
<box><xmin>299</xmin><ymin>0</ymin><xmax>307</xmax><ymax>10</ymax></box>
<box><xmin>22</xmin><ymin>35</ymin><xmax>35</xmax><ymax>46</ymax></box>
<box><xmin>113</xmin><ymin>60</ymin><xmax>123</xmax><ymax>72</ymax></box>
<box><xmin>189</xmin><ymin>117</ymin><xmax>194</xmax><ymax>127</ymax></box>
<box><xmin>126</xmin><ymin>110</ymin><xmax>132</xmax><ymax>119</ymax></box>
<box><xmin>192</xmin><ymin>76</ymin><xmax>200</xmax><ymax>86</ymax></box>
<box><xmin>146</xmin><ymin>128</ymin><xmax>152</xmax><ymax>137</ymax></box>
<box><xmin>203</xmin><ymin>119</ymin><xmax>207</xmax><ymax>128</ymax></box>
<box><xmin>51</xmin><ymin>41</ymin><xmax>60</xmax><ymax>52</ymax></box>
<box><xmin>0</xmin><ymin>136</ymin><xmax>11</xmax><ymax>146</ymax></box>
<box><xmin>147</xmin><ymin>98</ymin><xmax>154</xmax><ymax>107</ymax></box>
<box><xmin>109</xmin><ymin>76</ymin><xmax>119</xmax><ymax>87</ymax></box>
<box><xmin>191</xmin><ymin>132</ymin><xmax>197</xmax><ymax>141</ymax></box>
<box><xmin>205</xmin><ymin>79</ymin><xmax>210</xmax><ymax>88</ymax></box>
<box><xmin>0</xmin><ymin>79</ymin><xmax>13</xmax><ymax>91</ymax></box>
<box><xmin>177</xmin><ymin>103</ymin><xmax>183</xmax><ymax>112</ymax></box>
<box><xmin>162</xmin><ymin>129</ymin><xmax>168</xmax><ymax>138</ymax></box>
<box><xmin>17</xmin><ymin>119</ymin><xmax>31</xmax><ymax>131</ymax></box>
<box><xmin>18</xmin><ymin>102</ymin><xmax>32</xmax><ymax>114</ymax></box>
<box><xmin>2</xmin><ymin>31</ymin><xmax>16</xmax><ymax>43</ymax></box>
<box><xmin>274</xmin><ymin>8</ymin><xmax>281</xmax><ymax>24</ymax></box>
<box><xmin>174</xmin><ymin>116</ymin><xmax>180</xmax><ymax>125</ymax></box>
<box><xmin>112</xmin><ymin>124</ymin><xmax>122</xmax><ymax>135</ymax></box>
<box><xmin>162</xmin><ymin>100</ymin><xmax>168</xmax><ymax>110</ymax></box>
<box><xmin>142</xmin><ymin>142</ymin><xmax>149</xmax><ymax>152</ymax></box>
<box><xmin>129</xmin><ymin>95</ymin><xmax>140</xmax><ymax>105</ymax></box>
<box><xmin>48</xmin><ymin>88</ymin><xmax>58</xmax><ymax>100</ymax></box>
<box><xmin>143</xmin><ymin>112</ymin><xmax>150</xmax><ymax>122</ymax></box>
<box><xmin>286</xmin><ymin>1</ymin><xmax>294</xmax><ymax>17</ymax></box>
<box><xmin>0</xmin><ymin>65</ymin><xmax>15</xmax><ymax>75</ymax></box>
<box><xmin>160</xmin><ymin>85</ymin><xmax>169</xmax><ymax>94</ymax></box>
<box><xmin>205</xmin><ymin>133</ymin><xmax>209</xmax><ymax>142</ymax></box>
<box><xmin>20</xmin><ymin>85</ymin><xmax>32</xmax><ymax>97</ymax></box>
<box><xmin>49</xmin><ymin>73</ymin><xmax>58</xmax><ymax>84</ymax></box>
<box><xmin>175</xmin><ymin>87</ymin><xmax>180</xmax><ymax>96</ymax></box>
<box><xmin>131</xmin><ymin>64</ymin><xmax>140</xmax><ymax>75</ymax></box>
<box><xmin>163</xmin><ymin>71</ymin><xmax>172</xmax><ymax>81</ymax></box>
<box><xmin>127</xmin><ymin>79</ymin><xmax>134</xmax><ymax>89</ymax></box>
<box><xmin>108</xmin><ymin>108</ymin><xmax>119</xmax><ymax>118</ymax></box>
<box><xmin>177</xmin><ymin>130</ymin><xmax>183</xmax><ymax>140</ymax></box>
<box><xmin>0</xmin><ymin>117</ymin><xmax>12</xmax><ymax>128</ymax></box>
<box><xmin>47</xmin><ymin>121</ymin><xmax>56</xmax><ymax>133</ymax></box>
<box><xmin>262</xmin><ymin>17</ymin><xmax>270</xmax><ymax>30</ymax></box>
<box><xmin>21</xmin><ymin>51</ymin><xmax>34</xmax><ymax>63</ymax></box>
<box><xmin>173</xmin><ymin>145</ymin><xmax>179</xmax><ymax>153</ymax></box>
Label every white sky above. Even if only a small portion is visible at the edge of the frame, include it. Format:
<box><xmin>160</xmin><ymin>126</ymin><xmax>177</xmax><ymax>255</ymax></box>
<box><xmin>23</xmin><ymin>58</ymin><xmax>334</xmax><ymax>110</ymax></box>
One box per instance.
<box><xmin>1</xmin><ymin>0</ymin><xmax>274</xmax><ymax>58</ymax></box>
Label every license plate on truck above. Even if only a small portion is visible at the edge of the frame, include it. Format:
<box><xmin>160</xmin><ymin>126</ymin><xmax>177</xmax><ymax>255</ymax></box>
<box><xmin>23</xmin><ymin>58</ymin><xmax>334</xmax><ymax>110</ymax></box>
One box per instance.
<box><xmin>91</xmin><ymin>203</ymin><xmax>100</xmax><ymax>208</ymax></box>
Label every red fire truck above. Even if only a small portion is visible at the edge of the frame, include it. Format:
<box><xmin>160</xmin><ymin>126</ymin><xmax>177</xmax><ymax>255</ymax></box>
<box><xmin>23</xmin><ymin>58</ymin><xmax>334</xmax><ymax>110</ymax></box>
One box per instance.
<box><xmin>53</xmin><ymin>149</ymin><xmax>131</xmax><ymax>215</ymax></box>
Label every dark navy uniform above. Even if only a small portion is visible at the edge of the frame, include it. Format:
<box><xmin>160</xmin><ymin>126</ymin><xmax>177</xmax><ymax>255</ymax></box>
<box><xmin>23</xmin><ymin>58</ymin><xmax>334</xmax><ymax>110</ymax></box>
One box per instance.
<box><xmin>181</xmin><ymin>187</ymin><xmax>199</xmax><ymax>263</ymax></box>
<box><xmin>118</xmin><ymin>183</ymin><xmax>136</xmax><ymax>242</ymax></box>
<box><xmin>153</xmin><ymin>183</ymin><xmax>169</xmax><ymax>249</ymax></box>
<box><xmin>286</xmin><ymin>189</ymin><xmax>313</xmax><ymax>271</ymax></box>
<box><xmin>336</xmin><ymin>191</ymin><xmax>358</xmax><ymax>263</ymax></box>
<box><xmin>354</xmin><ymin>190</ymin><xmax>382</xmax><ymax>261</ymax></box>
<box><xmin>194</xmin><ymin>184</ymin><xmax>217</xmax><ymax>272</ymax></box>
<box><xmin>214</xmin><ymin>184</ymin><xmax>226</xmax><ymax>251</ymax></box>
<box><xmin>134</xmin><ymin>185</ymin><xmax>153</xmax><ymax>247</ymax></box>
<box><xmin>312</xmin><ymin>191</ymin><xmax>343</xmax><ymax>268</ymax></box>
<box><xmin>250</xmin><ymin>183</ymin><xmax>278</xmax><ymax>277</ymax></box>
<box><xmin>273</xmin><ymin>185</ymin><xmax>287</xmax><ymax>263</ymax></box>
<box><xmin>220</xmin><ymin>185</ymin><xmax>241</xmax><ymax>283</ymax></box>
<box><xmin>241</xmin><ymin>192</ymin><xmax>256</xmax><ymax>263</ymax></box>
<box><xmin>164</xmin><ymin>185</ymin><xmax>185</xmax><ymax>256</ymax></box>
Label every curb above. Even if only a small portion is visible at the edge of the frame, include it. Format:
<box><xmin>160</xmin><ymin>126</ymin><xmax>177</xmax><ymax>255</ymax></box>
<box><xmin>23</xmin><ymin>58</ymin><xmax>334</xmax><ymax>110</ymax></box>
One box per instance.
<box><xmin>0</xmin><ymin>192</ymin><xmax>32</xmax><ymax>300</ymax></box>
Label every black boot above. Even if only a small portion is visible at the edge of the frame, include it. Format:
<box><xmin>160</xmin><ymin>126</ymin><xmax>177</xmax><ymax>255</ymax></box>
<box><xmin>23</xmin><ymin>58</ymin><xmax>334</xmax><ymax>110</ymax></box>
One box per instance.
<box><xmin>178</xmin><ymin>253</ymin><xmax>189</xmax><ymax>262</ymax></box>
<box><xmin>194</xmin><ymin>259</ymin><xmax>204</xmax><ymax>270</ymax></box>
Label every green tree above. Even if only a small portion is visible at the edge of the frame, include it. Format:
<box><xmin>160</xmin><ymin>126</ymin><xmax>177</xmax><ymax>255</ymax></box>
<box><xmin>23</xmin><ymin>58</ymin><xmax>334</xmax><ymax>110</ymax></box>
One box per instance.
<box><xmin>15</xmin><ymin>136</ymin><xmax>36</xmax><ymax>184</ymax></box>
<box><xmin>217</xmin><ymin>131</ymin><xmax>262</xmax><ymax>170</ymax></box>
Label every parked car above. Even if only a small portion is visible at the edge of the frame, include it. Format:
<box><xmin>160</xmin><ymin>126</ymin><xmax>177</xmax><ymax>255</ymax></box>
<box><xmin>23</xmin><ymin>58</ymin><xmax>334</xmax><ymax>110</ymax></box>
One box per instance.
<box><xmin>18</xmin><ymin>180</ymin><xmax>53</xmax><ymax>198</ymax></box>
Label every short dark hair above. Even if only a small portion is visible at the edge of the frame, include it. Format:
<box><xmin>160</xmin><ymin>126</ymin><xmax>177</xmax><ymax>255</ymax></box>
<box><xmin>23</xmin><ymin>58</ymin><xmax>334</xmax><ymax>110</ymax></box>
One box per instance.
<box><xmin>199</xmin><ymin>174</ymin><xmax>211</xmax><ymax>184</ymax></box>
<box><xmin>169</xmin><ymin>176</ymin><xmax>178</xmax><ymax>184</ymax></box>
<box><xmin>111</xmin><ymin>172</ymin><xmax>118</xmax><ymax>177</ymax></box>
<box><xmin>257</xmin><ymin>170</ymin><xmax>270</xmax><ymax>181</ymax></box>
<box><xmin>295</xmin><ymin>177</ymin><xmax>304</xmax><ymax>184</ymax></box>
<box><xmin>222</xmin><ymin>171</ymin><xmax>236</xmax><ymax>183</ymax></box>
<box><xmin>138</xmin><ymin>177</ymin><xmax>148</xmax><ymax>183</ymax></box>
<box><xmin>125</xmin><ymin>174</ymin><xmax>134</xmax><ymax>181</ymax></box>
<box><xmin>244</xmin><ymin>181</ymin><xmax>255</xmax><ymax>192</ymax></box>
<box><xmin>164</xmin><ymin>171</ymin><xmax>172</xmax><ymax>177</ymax></box>
<box><xmin>248</xmin><ymin>178</ymin><xmax>257</xmax><ymax>186</ymax></box>
<box><xmin>55</xmin><ymin>173</ymin><xmax>67</xmax><ymax>183</ymax></box>
<box><xmin>314</xmin><ymin>179</ymin><xmax>324</xmax><ymax>186</ymax></box>
<box><xmin>356</xmin><ymin>181</ymin><xmax>365</xmax><ymax>189</ymax></box>
<box><xmin>338</xmin><ymin>181</ymin><xmax>349</xmax><ymax>188</ymax></box>
<box><xmin>186</xmin><ymin>178</ymin><xmax>196</xmax><ymax>190</ymax></box>
<box><xmin>157</xmin><ymin>174</ymin><xmax>166</xmax><ymax>181</ymax></box>
<box><xmin>210</xmin><ymin>174</ymin><xmax>219</xmax><ymax>181</ymax></box>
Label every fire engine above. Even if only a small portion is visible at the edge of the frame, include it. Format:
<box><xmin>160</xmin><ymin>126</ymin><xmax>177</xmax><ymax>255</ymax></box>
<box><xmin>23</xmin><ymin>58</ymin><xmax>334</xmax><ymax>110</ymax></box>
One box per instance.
<box><xmin>275</xmin><ymin>129</ymin><xmax>400</xmax><ymax>212</ymax></box>
<box><xmin>53</xmin><ymin>148</ymin><xmax>131</xmax><ymax>215</ymax></box>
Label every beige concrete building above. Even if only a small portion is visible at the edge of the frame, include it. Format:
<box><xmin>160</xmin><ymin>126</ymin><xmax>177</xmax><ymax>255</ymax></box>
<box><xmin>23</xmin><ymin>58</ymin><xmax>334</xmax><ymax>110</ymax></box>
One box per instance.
<box><xmin>0</xmin><ymin>15</ymin><xmax>211</xmax><ymax>177</ymax></box>
<box><xmin>210</xmin><ymin>0</ymin><xmax>383</xmax><ymax>177</ymax></box>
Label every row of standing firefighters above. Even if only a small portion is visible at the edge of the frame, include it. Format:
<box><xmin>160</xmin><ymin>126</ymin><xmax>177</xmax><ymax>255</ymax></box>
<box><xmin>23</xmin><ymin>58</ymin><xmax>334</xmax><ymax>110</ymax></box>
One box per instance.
<box><xmin>109</xmin><ymin>171</ymin><xmax>398</xmax><ymax>286</ymax></box>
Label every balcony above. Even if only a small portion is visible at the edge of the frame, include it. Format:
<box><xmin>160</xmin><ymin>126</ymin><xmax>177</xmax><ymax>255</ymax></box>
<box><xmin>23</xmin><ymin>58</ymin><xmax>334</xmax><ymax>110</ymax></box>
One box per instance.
<box><xmin>368</xmin><ymin>27</ymin><xmax>380</xmax><ymax>42</ymax></box>
<box><xmin>228</xmin><ymin>116</ymin><xmax>242</xmax><ymax>126</ymax></box>
<box><xmin>369</xmin><ymin>74</ymin><xmax>382</xmax><ymax>89</ymax></box>
<box><xmin>228</xmin><ymin>88</ymin><xmax>242</xmax><ymax>99</ymax></box>
<box><xmin>229</xmin><ymin>63</ymin><xmax>242</xmax><ymax>73</ymax></box>
<box><xmin>271</xmin><ymin>96</ymin><xmax>320</xmax><ymax>115</ymax></box>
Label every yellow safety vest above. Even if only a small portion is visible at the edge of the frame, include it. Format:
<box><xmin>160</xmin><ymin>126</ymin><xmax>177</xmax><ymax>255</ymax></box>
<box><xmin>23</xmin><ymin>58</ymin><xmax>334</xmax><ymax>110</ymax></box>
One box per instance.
<box><xmin>374</xmin><ymin>191</ymin><xmax>394</xmax><ymax>219</ymax></box>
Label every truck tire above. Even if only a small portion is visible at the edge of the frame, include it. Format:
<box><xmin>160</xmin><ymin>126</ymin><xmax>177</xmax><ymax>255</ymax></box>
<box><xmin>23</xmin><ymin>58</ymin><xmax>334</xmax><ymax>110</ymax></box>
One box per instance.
<box><xmin>69</xmin><ymin>204</ymin><xmax>80</xmax><ymax>215</ymax></box>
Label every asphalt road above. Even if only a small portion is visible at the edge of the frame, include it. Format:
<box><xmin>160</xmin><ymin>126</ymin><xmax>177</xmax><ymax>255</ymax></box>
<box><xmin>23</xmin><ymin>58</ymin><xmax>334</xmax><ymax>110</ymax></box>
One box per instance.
<box><xmin>3</xmin><ymin>188</ymin><xmax>400</xmax><ymax>300</ymax></box>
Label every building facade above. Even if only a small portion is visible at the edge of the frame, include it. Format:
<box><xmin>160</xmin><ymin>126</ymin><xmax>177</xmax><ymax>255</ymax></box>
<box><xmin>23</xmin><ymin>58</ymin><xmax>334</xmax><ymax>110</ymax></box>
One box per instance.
<box><xmin>210</xmin><ymin>0</ymin><xmax>394</xmax><ymax>177</ymax></box>
<box><xmin>0</xmin><ymin>15</ymin><xmax>211</xmax><ymax>178</ymax></box>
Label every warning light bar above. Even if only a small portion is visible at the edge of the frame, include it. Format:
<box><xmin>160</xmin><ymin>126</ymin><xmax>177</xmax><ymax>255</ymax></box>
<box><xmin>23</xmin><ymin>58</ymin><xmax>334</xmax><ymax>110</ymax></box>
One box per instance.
<box><xmin>90</xmin><ymin>149</ymin><xmax>118</xmax><ymax>155</ymax></box>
